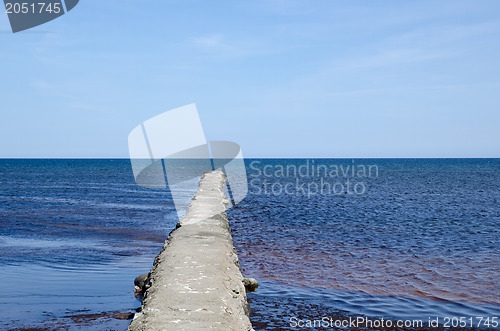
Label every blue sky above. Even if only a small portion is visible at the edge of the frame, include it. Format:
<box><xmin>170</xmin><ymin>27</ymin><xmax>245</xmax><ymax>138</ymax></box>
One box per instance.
<box><xmin>1</xmin><ymin>0</ymin><xmax>499</xmax><ymax>158</ymax></box>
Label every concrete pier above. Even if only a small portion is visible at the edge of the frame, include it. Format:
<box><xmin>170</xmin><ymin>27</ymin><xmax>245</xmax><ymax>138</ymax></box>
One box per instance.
<box><xmin>128</xmin><ymin>171</ymin><xmax>253</xmax><ymax>331</ymax></box>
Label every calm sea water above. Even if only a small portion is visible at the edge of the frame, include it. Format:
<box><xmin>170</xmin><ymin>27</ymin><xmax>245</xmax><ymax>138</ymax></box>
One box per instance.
<box><xmin>0</xmin><ymin>159</ymin><xmax>498</xmax><ymax>330</ymax></box>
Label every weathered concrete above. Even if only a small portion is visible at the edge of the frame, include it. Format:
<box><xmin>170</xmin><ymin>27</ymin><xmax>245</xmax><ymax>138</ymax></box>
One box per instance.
<box><xmin>128</xmin><ymin>171</ymin><xmax>253</xmax><ymax>331</ymax></box>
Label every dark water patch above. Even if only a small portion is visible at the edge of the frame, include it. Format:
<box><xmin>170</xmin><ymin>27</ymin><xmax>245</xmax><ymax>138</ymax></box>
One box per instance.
<box><xmin>247</xmin><ymin>280</ymin><xmax>497</xmax><ymax>330</ymax></box>
<box><xmin>230</xmin><ymin>159</ymin><xmax>500</xmax><ymax>325</ymax></box>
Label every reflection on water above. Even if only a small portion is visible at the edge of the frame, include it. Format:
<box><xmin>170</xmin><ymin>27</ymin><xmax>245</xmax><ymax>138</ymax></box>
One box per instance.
<box><xmin>0</xmin><ymin>259</ymin><xmax>145</xmax><ymax>330</ymax></box>
<box><xmin>246</xmin><ymin>280</ymin><xmax>500</xmax><ymax>330</ymax></box>
<box><xmin>0</xmin><ymin>159</ymin><xmax>170</xmax><ymax>330</ymax></box>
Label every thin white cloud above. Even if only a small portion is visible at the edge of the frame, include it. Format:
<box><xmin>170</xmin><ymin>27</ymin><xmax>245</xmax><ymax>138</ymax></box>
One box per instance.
<box><xmin>68</xmin><ymin>102</ymin><xmax>107</xmax><ymax>112</ymax></box>
<box><xmin>244</xmin><ymin>0</ymin><xmax>321</xmax><ymax>16</ymax></box>
<box><xmin>193</xmin><ymin>33</ymin><xmax>225</xmax><ymax>48</ymax></box>
<box><xmin>325</xmin><ymin>82</ymin><xmax>500</xmax><ymax>98</ymax></box>
<box><xmin>383</xmin><ymin>21</ymin><xmax>500</xmax><ymax>49</ymax></box>
<box><xmin>190</xmin><ymin>33</ymin><xmax>277</xmax><ymax>58</ymax></box>
<box><xmin>30</xmin><ymin>80</ymin><xmax>72</xmax><ymax>98</ymax></box>
<box><xmin>332</xmin><ymin>48</ymin><xmax>447</xmax><ymax>73</ymax></box>
<box><xmin>31</xmin><ymin>80</ymin><xmax>59</xmax><ymax>93</ymax></box>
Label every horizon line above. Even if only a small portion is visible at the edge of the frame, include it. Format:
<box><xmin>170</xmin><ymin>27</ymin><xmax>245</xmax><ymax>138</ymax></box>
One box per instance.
<box><xmin>0</xmin><ymin>157</ymin><xmax>499</xmax><ymax>160</ymax></box>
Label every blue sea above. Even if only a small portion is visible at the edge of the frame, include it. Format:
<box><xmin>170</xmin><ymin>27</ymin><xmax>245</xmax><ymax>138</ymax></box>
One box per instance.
<box><xmin>0</xmin><ymin>159</ymin><xmax>499</xmax><ymax>330</ymax></box>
